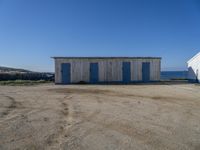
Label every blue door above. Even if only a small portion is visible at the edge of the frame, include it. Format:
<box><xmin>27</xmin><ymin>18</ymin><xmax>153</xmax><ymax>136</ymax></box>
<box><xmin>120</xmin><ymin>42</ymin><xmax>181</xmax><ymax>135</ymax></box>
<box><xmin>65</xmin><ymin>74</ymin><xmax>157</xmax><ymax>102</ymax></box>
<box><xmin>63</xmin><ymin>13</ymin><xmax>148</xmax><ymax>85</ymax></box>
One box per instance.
<box><xmin>123</xmin><ymin>62</ymin><xmax>131</xmax><ymax>83</ymax></box>
<box><xmin>61</xmin><ymin>63</ymin><xmax>71</xmax><ymax>84</ymax></box>
<box><xmin>142</xmin><ymin>62</ymin><xmax>150</xmax><ymax>82</ymax></box>
<box><xmin>90</xmin><ymin>63</ymin><xmax>99</xmax><ymax>83</ymax></box>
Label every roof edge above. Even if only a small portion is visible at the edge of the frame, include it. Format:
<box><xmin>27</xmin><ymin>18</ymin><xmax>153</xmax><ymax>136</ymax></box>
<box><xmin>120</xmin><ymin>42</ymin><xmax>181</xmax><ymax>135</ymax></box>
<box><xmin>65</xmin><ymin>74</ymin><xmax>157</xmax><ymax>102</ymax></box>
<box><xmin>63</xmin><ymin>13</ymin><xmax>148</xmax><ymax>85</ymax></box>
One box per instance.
<box><xmin>52</xmin><ymin>57</ymin><xmax>162</xmax><ymax>59</ymax></box>
<box><xmin>187</xmin><ymin>52</ymin><xmax>200</xmax><ymax>64</ymax></box>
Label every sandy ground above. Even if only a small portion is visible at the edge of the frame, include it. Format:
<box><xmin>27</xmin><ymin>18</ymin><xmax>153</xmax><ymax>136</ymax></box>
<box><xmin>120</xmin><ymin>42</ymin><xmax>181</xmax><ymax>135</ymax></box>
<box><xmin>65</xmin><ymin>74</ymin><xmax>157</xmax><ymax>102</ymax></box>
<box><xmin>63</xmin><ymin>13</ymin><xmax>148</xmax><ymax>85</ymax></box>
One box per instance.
<box><xmin>0</xmin><ymin>83</ymin><xmax>200</xmax><ymax>150</ymax></box>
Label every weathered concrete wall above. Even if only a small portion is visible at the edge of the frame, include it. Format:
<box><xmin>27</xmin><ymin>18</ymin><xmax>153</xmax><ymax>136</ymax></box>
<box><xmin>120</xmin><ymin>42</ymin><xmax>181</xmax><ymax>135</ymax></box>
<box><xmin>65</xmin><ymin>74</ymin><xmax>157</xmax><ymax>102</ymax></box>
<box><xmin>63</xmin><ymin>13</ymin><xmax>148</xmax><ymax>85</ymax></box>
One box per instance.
<box><xmin>54</xmin><ymin>58</ymin><xmax>161</xmax><ymax>84</ymax></box>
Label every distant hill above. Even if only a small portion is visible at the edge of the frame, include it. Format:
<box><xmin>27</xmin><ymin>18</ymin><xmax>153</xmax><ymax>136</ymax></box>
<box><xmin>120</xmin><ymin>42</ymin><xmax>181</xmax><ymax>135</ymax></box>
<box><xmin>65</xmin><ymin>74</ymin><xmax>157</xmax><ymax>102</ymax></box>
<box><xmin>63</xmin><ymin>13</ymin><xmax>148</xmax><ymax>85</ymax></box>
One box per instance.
<box><xmin>0</xmin><ymin>66</ymin><xmax>32</xmax><ymax>73</ymax></box>
<box><xmin>0</xmin><ymin>66</ymin><xmax>54</xmax><ymax>81</ymax></box>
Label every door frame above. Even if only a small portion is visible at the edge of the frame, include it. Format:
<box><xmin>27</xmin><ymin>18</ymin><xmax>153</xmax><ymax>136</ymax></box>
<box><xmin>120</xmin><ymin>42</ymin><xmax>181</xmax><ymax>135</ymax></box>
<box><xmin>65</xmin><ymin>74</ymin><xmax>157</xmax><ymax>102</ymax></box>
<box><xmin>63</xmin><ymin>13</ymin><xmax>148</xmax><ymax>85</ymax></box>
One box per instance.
<box><xmin>90</xmin><ymin>63</ymin><xmax>99</xmax><ymax>83</ymax></box>
<box><xmin>142</xmin><ymin>62</ymin><xmax>150</xmax><ymax>82</ymax></box>
<box><xmin>122</xmin><ymin>62</ymin><xmax>131</xmax><ymax>83</ymax></box>
<box><xmin>61</xmin><ymin>63</ymin><xmax>71</xmax><ymax>84</ymax></box>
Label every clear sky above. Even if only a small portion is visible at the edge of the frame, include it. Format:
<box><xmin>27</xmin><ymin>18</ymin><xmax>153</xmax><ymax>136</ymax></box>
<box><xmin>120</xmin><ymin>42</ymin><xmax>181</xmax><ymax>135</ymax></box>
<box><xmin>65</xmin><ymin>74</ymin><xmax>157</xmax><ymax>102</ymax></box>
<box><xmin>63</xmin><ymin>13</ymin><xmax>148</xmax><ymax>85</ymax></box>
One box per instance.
<box><xmin>0</xmin><ymin>0</ymin><xmax>200</xmax><ymax>72</ymax></box>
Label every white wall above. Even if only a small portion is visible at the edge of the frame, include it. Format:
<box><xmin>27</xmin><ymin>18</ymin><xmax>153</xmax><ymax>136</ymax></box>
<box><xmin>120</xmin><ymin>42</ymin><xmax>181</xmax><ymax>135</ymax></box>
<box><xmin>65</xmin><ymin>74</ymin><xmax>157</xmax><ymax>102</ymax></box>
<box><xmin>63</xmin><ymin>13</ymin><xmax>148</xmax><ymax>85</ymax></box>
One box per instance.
<box><xmin>188</xmin><ymin>53</ymin><xmax>200</xmax><ymax>82</ymax></box>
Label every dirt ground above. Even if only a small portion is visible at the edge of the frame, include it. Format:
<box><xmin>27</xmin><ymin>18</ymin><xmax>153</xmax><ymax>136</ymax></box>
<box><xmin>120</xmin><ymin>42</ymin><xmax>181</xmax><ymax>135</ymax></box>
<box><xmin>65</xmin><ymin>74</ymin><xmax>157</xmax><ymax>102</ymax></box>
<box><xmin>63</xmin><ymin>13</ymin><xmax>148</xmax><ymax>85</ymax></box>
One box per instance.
<box><xmin>0</xmin><ymin>83</ymin><xmax>200</xmax><ymax>150</ymax></box>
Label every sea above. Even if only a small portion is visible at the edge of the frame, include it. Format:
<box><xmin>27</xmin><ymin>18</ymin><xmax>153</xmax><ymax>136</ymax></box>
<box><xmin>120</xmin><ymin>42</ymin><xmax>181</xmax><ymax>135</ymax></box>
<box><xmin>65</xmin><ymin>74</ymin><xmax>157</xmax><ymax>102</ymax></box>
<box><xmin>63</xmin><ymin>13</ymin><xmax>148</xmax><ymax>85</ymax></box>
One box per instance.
<box><xmin>161</xmin><ymin>71</ymin><xmax>188</xmax><ymax>80</ymax></box>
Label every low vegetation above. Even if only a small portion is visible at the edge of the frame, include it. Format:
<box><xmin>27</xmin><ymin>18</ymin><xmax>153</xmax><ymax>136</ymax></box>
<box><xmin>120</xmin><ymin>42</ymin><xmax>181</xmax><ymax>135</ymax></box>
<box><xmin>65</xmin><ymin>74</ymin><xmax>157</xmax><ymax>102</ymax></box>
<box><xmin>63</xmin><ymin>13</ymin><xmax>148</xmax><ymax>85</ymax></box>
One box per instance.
<box><xmin>0</xmin><ymin>80</ymin><xmax>52</xmax><ymax>86</ymax></box>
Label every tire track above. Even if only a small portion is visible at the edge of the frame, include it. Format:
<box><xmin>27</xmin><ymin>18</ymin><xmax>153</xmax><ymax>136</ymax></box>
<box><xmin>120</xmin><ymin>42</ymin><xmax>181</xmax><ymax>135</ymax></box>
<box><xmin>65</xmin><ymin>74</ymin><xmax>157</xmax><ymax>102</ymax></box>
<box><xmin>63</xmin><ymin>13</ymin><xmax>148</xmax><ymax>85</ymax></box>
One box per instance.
<box><xmin>0</xmin><ymin>95</ymin><xmax>23</xmax><ymax>118</ymax></box>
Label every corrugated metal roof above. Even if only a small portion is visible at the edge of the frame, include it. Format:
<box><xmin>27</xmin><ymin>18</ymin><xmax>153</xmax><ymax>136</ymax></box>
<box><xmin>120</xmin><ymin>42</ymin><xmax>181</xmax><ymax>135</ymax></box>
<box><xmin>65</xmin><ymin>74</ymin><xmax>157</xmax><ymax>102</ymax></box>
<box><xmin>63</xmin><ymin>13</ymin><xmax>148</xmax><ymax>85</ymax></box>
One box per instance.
<box><xmin>52</xmin><ymin>57</ymin><xmax>161</xmax><ymax>59</ymax></box>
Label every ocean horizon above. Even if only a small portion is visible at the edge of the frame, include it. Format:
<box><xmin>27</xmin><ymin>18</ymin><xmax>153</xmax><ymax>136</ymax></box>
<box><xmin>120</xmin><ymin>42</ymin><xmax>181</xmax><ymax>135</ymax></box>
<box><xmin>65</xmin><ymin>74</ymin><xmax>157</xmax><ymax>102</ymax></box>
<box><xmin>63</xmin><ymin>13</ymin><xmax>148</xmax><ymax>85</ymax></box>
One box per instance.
<box><xmin>161</xmin><ymin>71</ymin><xmax>188</xmax><ymax>80</ymax></box>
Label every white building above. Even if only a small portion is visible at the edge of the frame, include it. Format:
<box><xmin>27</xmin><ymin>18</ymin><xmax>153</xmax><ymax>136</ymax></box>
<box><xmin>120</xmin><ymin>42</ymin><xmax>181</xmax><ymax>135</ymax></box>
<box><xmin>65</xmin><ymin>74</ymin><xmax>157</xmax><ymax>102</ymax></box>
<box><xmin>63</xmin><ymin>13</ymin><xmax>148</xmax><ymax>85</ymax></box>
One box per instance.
<box><xmin>187</xmin><ymin>52</ymin><xmax>200</xmax><ymax>83</ymax></box>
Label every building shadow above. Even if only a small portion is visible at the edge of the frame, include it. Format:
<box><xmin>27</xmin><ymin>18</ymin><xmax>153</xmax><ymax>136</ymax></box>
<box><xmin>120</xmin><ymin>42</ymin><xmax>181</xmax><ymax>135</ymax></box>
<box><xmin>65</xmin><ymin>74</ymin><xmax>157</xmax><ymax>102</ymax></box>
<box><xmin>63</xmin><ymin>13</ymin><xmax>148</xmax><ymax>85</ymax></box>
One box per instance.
<box><xmin>71</xmin><ymin>80</ymin><xmax>191</xmax><ymax>86</ymax></box>
<box><xmin>188</xmin><ymin>67</ymin><xmax>199</xmax><ymax>83</ymax></box>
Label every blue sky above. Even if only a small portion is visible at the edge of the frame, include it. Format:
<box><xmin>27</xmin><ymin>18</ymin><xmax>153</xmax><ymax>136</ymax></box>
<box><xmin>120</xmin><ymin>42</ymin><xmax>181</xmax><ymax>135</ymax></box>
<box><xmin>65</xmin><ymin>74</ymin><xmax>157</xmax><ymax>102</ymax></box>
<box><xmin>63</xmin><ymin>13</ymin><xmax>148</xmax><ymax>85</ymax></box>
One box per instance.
<box><xmin>0</xmin><ymin>0</ymin><xmax>200</xmax><ymax>72</ymax></box>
